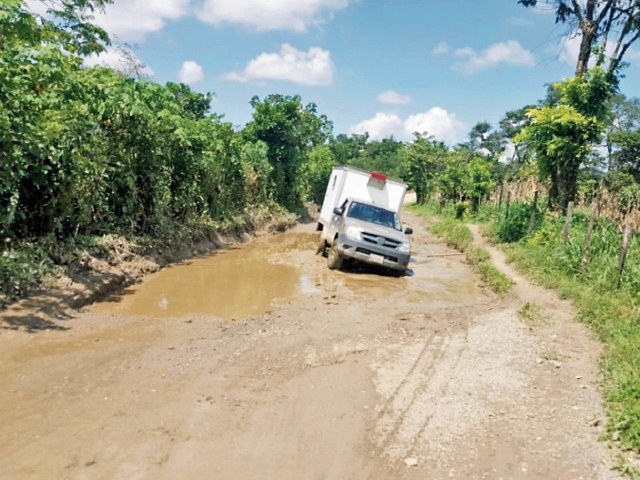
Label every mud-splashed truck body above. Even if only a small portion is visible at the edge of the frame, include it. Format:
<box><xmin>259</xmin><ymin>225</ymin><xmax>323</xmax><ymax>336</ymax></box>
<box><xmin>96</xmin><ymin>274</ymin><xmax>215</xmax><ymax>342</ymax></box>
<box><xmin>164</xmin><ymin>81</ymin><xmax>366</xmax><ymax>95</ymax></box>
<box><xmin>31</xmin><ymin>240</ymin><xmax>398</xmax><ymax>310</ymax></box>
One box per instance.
<box><xmin>317</xmin><ymin>166</ymin><xmax>413</xmax><ymax>273</ymax></box>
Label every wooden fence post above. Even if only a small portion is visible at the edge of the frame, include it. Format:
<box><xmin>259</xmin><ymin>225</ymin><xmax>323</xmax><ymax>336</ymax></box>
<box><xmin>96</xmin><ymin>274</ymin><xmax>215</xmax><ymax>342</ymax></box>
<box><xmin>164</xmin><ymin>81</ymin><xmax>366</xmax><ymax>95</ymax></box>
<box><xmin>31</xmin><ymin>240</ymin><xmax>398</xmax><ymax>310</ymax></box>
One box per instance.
<box><xmin>527</xmin><ymin>191</ymin><xmax>539</xmax><ymax>235</ymax></box>
<box><xmin>505</xmin><ymin>191</ymin><xmax>511</xmax><ymax>219</ymax></box>
<box><xmin>498</xmin><ymin>184</ymin><xmax>504</xmax><ymax>208</ymax></box>
<box><xmin>614</xmin><ymin>225</ymin><xmax>632</xmax><ymax>290</ymax></box>
<box><xmin>579</xmin><ymin>200</ymin><xmax>598</xmax><ymax>274</ymax></box>
<box><xmin>561</xmin><ymin>201</ymin><xmax>575</xmax><ymax>245</ymax></box>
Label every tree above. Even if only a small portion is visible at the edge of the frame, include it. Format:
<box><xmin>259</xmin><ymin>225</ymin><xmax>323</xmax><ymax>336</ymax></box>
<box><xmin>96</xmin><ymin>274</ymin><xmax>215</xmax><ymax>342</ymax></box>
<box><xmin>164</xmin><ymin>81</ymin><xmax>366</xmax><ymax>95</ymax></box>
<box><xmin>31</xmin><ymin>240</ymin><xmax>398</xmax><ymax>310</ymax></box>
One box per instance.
<box><xmin>349</xmin><ymin>137</ymin><xmax>406</xmax><ymax>180</ymax></box>
<box><xmin>518</xmin><ymin>0</ymin><xmax>640</xmax><ymax>78</ymax></box>
<box><xmin>515</xmin><ymin>67</ymin><xmax>616</xmax><ymax>208</ymax></box>
<box><xmin>300</xmin><ymin>145</ymin><xmax>337</xmax><ymax>204</ymax></box>
<box><xmin>243</xmin><ymin>95</ymin><xmax>332</xmax><ymax>208</ymax></box>
<box><xmin>403</xmin><ymin>133</ymin><xmax>448</xmax><ymax>204</ymax></box>
<box><xmin>9</xmin><ymin>0</ymin><xmax>113</xmax><ymax>55</ymax></box>
<box><xmin>329</xmin><ymin>133</ymin><xmax>368</xmax><ymax>165</ymax></box>
<box><xmin>437</xmin><ymin>149</ymin><xmax>495</xmax><ymax>211</ymax></box>
<box><xmin>609</xmin><ymin>130</ymin><xmax>640</xmax><ymax>180</ymax></box>
<box><xmin>463</xmin><ymin>121</ymin><xmax>506</xmax><ymax>158</ymax></box>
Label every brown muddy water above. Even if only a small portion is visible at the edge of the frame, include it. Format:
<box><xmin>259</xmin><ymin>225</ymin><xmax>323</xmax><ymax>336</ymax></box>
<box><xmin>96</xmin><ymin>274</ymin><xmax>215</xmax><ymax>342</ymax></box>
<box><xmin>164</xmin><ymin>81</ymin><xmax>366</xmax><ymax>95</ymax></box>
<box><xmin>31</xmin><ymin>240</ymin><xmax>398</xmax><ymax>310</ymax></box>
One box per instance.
<box><xmin>92</xmin><ymin>232</ymin><xmax>319</xmax><ymax>320</ymax></box>
<box><xmin>91</xmin><ymin>227</ymin><xmax>482</xmax><ymax>321</ymax></box>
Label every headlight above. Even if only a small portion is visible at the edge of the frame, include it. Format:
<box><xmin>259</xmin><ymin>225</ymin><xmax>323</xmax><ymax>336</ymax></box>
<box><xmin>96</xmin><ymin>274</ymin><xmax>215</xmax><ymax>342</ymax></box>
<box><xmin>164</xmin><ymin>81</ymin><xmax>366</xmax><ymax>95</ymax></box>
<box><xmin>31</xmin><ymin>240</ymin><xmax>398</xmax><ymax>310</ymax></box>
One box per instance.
<box><xmin>345</xmin><ymin>226</ymin><xmax>362</xmax><ymax>241</ymax></box>
<box><xmin>399</xmin><ymin>242</ymin><xmax>411</xmax><ymax>253</ymax></box>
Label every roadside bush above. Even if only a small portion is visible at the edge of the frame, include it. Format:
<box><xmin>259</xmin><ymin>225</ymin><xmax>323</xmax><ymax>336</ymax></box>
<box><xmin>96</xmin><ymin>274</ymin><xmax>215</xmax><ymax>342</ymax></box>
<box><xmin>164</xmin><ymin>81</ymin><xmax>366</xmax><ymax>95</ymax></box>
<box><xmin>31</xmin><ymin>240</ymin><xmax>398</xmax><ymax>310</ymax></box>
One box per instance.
<box><xmin>495</xmin><ymin>202</ymin><xmax>535</xmax><ymax>243</ymax></box>
<box><xmin>0</xmin><ymin>245</ymin><xmax>57</xmax><ymax>304</ymax></box>
<box><xmin>454</xmin><ymin>201</ymin><xmax>469</xmax><ymax>219</ymax></box>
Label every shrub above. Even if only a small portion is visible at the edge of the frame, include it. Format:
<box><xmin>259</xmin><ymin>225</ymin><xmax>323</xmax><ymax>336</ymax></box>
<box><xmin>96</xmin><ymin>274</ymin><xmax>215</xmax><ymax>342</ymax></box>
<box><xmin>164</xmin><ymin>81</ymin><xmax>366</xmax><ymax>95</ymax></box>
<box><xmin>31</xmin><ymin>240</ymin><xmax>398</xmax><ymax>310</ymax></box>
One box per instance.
<box><xmin>496</xmin><ymin>202</ymin><xmax>535</xmax><ymax>243</ymax></box>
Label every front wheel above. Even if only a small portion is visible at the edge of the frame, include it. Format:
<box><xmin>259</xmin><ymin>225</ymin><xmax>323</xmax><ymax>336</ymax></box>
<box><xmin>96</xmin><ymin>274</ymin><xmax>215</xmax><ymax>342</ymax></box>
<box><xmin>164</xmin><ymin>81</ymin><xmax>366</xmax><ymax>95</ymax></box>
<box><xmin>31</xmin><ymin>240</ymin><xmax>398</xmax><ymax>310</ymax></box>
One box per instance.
<box><xmin>327</xmin><ymin>243</ymin><xmax>343</xmax><ymax>270</ymax></box>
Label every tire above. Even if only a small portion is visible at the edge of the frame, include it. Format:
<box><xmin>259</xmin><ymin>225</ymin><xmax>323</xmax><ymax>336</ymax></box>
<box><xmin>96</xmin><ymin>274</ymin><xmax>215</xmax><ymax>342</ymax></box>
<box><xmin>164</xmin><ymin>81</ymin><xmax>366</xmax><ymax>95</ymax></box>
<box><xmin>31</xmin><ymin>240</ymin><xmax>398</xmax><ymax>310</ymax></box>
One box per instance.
<box><xmin>316</xmin><ymin>233</ymin><xmax>327</xmax><ymax>255</ymax></box>
<box><xmin>327</xmin><ymin>243</ymin><xmax>343</xmax><ymax>270</ymax></box>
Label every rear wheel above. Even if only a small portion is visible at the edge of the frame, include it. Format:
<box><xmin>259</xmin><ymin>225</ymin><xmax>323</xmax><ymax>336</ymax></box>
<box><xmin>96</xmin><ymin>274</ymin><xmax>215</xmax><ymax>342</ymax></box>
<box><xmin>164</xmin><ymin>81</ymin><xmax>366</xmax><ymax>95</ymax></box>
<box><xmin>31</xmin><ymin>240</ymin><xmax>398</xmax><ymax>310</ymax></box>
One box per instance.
<box><xmin>327</xmin><ymin>243</ymin><xmax>343</xmax><ymax>270</ymax></box>
<box><xmin>316</xmin><ymin>233</ymin><xmax>327</xmax><ymax>255</ymax></box>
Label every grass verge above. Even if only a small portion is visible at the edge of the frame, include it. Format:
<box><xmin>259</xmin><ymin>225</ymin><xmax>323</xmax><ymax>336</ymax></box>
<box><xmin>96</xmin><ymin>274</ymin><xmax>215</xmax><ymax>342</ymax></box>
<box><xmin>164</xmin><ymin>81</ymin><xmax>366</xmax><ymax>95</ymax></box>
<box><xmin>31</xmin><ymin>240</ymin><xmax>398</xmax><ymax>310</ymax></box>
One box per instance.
<box><xmin>415</xmin><ymin>212</ymin><xmax>513</xmax><ymax>297</ymax></box>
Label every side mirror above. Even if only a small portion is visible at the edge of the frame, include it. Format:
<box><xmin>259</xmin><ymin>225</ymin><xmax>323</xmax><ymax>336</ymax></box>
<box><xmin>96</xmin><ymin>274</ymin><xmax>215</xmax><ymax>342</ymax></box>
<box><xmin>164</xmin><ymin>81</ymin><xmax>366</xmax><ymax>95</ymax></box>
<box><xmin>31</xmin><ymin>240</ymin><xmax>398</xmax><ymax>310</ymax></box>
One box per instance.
<box><xmin>333</xmin><ymin>207</ymin><xmax>344</xmax><ymax>216</ymax></box>
<box><xmin>404</xmin><ymin>227</ymin><xmax>413</xmax><ymax>235</ymax></box>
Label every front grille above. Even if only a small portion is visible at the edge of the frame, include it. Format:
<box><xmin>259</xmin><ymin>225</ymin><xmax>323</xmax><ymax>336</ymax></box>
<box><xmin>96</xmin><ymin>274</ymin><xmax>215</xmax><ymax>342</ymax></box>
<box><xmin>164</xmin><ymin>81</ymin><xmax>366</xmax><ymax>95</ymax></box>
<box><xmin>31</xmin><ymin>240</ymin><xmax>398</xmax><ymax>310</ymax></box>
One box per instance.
<box><xmin>356</xmin><ymin>247</ymin><xmax>398</xmax><ymax>263</ymax></box>
<box><xmin>361</xmin><ymin>232</ymin><xmax>401</xmax><ymax>249</ymax></box>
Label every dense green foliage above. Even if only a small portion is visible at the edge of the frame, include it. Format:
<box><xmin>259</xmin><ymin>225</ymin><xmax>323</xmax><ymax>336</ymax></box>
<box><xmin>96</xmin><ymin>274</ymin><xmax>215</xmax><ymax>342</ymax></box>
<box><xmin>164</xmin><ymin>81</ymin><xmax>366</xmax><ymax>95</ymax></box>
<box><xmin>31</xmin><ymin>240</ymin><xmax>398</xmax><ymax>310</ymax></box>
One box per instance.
<box><xmin>494</xmin><ymin>203</ymin><xmax>538</xmax><ymax>243</ymax></box>
<box><xmin>0</xmin><ymin>1</ymin><xmax>338</xmax><ymax>243</ymax></box>
<box><xmin>243</xmin><ymin>94</ymin><xmax>332</xmax><ymax>208</ymax></box>
<box><xmin>516</xmin><ymin>68</ymin><xmax>617</xmax><ymax>208</ymax></box>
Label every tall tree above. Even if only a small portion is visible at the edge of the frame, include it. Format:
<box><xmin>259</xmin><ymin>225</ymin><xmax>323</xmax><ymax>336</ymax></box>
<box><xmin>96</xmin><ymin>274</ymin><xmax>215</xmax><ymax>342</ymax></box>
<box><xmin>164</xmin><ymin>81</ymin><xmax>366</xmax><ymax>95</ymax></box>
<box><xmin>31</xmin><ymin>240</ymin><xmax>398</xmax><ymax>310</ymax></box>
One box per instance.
<box><xmin>349</xmin><ymin>137</ymin><xmax>406</xmax><ymax>180</ymax></box>
<box><xmin>515</xmin><ymin>67</ymin><xmax>616</xmax><ymax>208</ymax></box>
<box><xmin>243</xmin><ymin>95</ymin><xmax>332</xmax><ymax>208</ymax></box>
<box><xmin>329</xmin><ymin>133</ymin><xmax>368</xmax><ymax>165</ymax></box>
<box><xmin>463</xmin><ymin>121</ymin><xmax>506</xmax><ymax>158</ymax></box>
<box><xmin>518</xmin><ymin>0</ymin><xmax>640</xmax><ymax>78</ymax></box>
<box><xmin>403</xmin><ymin>133</ymin><xmax>448</xmax><ymax>204</ymax></box>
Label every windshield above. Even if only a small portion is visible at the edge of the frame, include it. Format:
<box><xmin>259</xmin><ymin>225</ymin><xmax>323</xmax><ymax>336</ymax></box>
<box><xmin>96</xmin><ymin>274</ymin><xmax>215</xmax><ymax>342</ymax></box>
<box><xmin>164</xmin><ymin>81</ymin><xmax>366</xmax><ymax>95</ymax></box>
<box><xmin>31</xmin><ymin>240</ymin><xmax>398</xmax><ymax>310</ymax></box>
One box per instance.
<box><xmin>346</xmin><ymin>202</ymin><xmax>402</xmax><ymax>231</ymax></box>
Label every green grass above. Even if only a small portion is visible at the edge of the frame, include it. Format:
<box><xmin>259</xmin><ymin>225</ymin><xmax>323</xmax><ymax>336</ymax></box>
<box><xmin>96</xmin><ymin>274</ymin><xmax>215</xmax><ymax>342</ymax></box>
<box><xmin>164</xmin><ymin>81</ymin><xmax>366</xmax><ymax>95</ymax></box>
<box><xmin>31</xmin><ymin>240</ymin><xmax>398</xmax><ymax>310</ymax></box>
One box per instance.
<box><xmin>430</xmin><ymin>219</ymin><xmax>473</xmax><ymax>251</ymax></box>
<box><xmin>475</xmin><ymin>260</ymin><xmax>514</xmax><ymax>297</ymax></box>
<box><xmin>421</xmin><ymin>217</ymin><xmax>513</xmax><ymax>297</ymax></box>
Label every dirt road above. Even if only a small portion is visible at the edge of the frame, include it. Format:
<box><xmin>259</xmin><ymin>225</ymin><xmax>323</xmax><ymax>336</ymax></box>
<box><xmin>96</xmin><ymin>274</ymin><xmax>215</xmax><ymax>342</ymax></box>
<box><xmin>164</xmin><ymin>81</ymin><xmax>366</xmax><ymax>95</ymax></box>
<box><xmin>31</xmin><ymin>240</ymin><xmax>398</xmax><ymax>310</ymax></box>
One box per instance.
<box><xmin>0</xmin><ymin>213</ymin><xmax>619</xmax><ymax>479</ymax></box>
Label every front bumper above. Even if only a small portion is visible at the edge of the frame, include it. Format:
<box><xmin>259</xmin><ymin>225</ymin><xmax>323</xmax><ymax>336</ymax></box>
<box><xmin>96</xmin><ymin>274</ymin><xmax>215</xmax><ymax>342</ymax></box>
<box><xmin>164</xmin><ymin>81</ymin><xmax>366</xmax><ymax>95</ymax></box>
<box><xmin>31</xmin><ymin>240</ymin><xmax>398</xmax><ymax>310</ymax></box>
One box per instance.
<box><xmin>335</xmin><ymin>234</ymin><xmax>410</xmax><ymax>271</ymax></box>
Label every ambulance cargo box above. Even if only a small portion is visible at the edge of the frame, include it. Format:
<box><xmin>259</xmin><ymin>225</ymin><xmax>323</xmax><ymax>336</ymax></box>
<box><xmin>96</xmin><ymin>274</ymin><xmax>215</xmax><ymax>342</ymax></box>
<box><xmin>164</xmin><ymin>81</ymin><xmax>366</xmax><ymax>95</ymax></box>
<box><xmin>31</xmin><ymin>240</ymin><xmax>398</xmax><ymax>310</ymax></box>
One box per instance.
<box><xmin>318</xmin><ymin>166</ymin><xmax>407</xmax><ymax>228</ymax></box>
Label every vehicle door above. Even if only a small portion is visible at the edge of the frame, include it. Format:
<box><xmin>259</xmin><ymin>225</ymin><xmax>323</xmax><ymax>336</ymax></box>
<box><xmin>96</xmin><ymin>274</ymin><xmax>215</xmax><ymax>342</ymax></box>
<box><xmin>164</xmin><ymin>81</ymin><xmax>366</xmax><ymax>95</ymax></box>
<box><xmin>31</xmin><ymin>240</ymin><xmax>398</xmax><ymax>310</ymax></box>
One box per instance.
<box><xmin>328</xmin><ymin>199</ymin><xmax>348</xmax><ymax>242</ymax></box>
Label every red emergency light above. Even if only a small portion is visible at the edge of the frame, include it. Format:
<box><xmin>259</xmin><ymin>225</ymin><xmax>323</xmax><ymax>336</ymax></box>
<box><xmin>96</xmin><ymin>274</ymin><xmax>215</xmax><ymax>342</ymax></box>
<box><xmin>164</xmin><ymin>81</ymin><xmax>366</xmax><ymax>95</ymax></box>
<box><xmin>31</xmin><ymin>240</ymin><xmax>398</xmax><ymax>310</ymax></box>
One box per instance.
<box><xmin>371</xmin><ymin>172</ymin><xmax>387</xmax><ymax>182</ymax></box>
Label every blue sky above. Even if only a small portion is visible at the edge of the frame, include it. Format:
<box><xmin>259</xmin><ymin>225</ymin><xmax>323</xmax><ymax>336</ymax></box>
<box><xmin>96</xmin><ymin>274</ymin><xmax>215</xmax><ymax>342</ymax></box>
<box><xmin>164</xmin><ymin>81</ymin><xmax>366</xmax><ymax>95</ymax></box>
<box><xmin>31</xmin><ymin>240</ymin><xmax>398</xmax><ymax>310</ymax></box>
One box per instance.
<box><xmin>41</xmin><ymin>0</ymin><xmax>640</xmax><ymax>145</ymax></box>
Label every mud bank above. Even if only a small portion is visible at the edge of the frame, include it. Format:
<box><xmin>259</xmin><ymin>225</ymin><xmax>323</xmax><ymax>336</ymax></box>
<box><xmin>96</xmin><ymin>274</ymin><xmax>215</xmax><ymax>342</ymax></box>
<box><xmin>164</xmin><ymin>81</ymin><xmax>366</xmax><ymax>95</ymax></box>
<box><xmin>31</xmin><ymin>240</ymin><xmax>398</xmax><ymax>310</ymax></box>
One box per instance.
<box><xmin>0</xmin><ymin>209</ymin><xmax>299</xmax><ymax>332</ymax></box>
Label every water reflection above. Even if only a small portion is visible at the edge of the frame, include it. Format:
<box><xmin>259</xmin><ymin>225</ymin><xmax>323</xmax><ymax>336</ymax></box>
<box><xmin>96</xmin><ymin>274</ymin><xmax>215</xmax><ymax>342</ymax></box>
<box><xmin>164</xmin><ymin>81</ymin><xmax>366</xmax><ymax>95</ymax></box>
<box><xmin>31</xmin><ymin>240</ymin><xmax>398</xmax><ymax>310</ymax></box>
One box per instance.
<box><xmin>93</xmin><ymin>233</ymin><xmax>317</xmax><ymax>319</ymax></box>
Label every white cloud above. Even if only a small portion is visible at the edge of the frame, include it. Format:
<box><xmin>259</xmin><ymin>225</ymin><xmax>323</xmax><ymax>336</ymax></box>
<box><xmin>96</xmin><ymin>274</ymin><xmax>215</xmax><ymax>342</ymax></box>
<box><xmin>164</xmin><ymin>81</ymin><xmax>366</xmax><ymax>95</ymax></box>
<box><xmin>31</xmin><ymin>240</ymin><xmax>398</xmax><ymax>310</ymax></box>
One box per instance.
<box><xmin>558</xmin><ymin>33</ymin><xmax>634</xmax><ymax>69</ymax></box>
<box><xmin>93</xmin><ymin>0</ymin><xmax>190</xmax><ymax>41</ymax></box>
<box><xmin>84</xmin><ymin>46</ymin><xmax>155</xmax><ymax>78</ymax></box>
<box><xmin>348</xmin><ymin>113</ymin><xmax>404</xmax><ymax>140</ymax></box>
<box><xmin>197</xmin><ymin>0</ymin><xmax>350</xmax><ymax>32</ymax></box>
<box><xmin>25</xmin><ymin>0</ymin><xmax>50</xmax><ymax>16</ymax></box>
<box><xmin>348</xmin><ymin>108</ymin><xmax>466</xmax><ymax>145</ymax></box>
<box><xmin>559</xmin><ymin>34</ymin><xmax>582</xmax><ymax>67</ymax></box>
<box><xmin>432</xmin><ymin>41</ymin><xmax>450</xmax><ymax>55</ymax></box>
<box><xmin>453</xmin><ymin>40</ymin><xmax>535</xmax><ymax>74</ymax></box>
<box><xmin>377</xmin><ymin>90</ymin><xmax>412</xmax><ymax>105</ymax></box>
<box><xmin>179</xmin><ymin>60</ymin><xmax>204</xmax><ymax>84</ymax></box>
<box><xmin>223</xmin><ymin>44</ymin><xmax>334</xmax><ymax>86</ymax></box>
<box><xmin>404</xmin><ymin>108</ymin><xmax>466</xmax><ymax>145</ymax></box>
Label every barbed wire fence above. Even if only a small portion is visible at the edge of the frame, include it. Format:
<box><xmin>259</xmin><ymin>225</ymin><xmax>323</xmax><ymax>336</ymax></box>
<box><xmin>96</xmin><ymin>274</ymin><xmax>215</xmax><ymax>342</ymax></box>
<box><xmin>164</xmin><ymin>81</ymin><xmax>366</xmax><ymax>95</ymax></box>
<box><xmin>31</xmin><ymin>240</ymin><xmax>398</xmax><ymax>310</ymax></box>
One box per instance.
<box><xmin>488</xmin><ymin>179</ymin><xmax>638</xmax><ymax>290</ymax></box>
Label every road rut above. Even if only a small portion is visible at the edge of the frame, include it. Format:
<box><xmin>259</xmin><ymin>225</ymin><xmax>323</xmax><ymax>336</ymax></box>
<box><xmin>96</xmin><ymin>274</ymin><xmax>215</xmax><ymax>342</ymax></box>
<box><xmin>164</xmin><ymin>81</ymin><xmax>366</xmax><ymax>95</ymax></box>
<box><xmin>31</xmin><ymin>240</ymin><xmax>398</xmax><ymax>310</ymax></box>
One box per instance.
<box><xmin>0</xmin><ymin>213</ymin><xmax>619</xmax><ymax>479</ymax></box>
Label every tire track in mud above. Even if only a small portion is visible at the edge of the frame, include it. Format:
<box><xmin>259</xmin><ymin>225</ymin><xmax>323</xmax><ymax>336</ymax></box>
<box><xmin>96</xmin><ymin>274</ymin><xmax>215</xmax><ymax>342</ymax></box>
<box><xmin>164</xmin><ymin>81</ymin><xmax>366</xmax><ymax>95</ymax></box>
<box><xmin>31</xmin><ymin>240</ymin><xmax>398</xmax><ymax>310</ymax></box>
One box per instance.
<box><xmin>371</xmin><ymin>332</ymin><xmax>454</xmax><ymax>461</ymax></box>
<box><xmin>0</xmin><ymin>214</ymin><xmax>625</xmax><ymax>480</ymax></box>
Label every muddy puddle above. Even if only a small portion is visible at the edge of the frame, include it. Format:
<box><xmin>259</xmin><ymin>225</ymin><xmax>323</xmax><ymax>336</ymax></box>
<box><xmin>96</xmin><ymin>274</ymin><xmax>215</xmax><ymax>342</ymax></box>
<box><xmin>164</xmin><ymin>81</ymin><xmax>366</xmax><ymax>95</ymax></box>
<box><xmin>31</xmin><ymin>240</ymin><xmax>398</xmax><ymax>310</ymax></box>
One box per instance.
<box><xmin>92</xmin><ymin>232</ymin><xmax>319</xmax><ymax>320</ymax></box>
<box><xmin>91</xmin><ymin>227</ymin><xmax>482</xmax><ymax>321</ymax></box>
